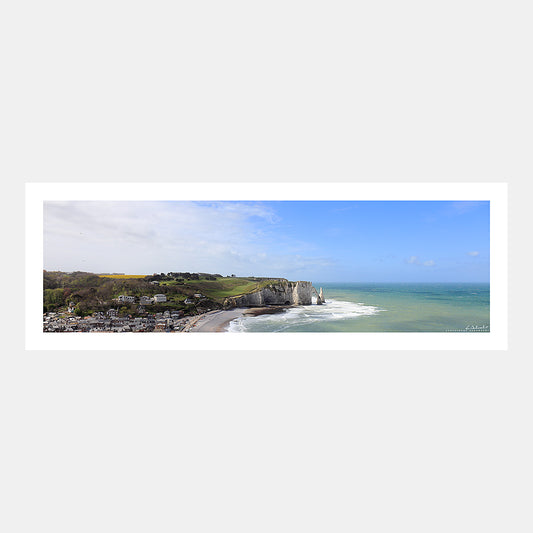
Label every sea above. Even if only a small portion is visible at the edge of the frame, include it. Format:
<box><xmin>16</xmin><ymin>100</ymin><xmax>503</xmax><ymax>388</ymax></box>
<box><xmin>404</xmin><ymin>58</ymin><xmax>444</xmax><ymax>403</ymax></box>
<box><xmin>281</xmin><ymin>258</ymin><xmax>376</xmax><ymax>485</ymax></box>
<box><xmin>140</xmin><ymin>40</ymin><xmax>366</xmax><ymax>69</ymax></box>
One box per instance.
<box><xmin>226</xmin><ymin>282</ymin><xmax>490</xmax><ymax>332</ymax></box>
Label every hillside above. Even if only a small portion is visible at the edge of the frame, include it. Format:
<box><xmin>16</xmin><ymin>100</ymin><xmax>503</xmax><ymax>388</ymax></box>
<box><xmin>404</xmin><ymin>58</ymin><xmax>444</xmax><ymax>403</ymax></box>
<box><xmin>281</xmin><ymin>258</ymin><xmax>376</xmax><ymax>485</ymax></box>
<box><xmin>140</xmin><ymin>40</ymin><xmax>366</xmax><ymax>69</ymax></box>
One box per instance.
<box><xmin>43</xmin><ymin>271</ymin><xmax>284</xmax><ymax>317</ymax></box>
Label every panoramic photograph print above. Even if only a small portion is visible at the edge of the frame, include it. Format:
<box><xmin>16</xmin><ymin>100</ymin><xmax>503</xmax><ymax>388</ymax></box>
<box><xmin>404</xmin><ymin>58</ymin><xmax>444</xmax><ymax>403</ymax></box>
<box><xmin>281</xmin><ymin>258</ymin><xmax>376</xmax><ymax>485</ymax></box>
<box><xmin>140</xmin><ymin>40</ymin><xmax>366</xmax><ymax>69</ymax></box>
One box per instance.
<box><xmin>42</xmin><ymin>199</ymin><xmax>490</xmax><ymax>334</ymax></box>
<box><xmin>43</xmin><ymin>200</ymin><xmax>490</xmax><ymax>333</ymax></box>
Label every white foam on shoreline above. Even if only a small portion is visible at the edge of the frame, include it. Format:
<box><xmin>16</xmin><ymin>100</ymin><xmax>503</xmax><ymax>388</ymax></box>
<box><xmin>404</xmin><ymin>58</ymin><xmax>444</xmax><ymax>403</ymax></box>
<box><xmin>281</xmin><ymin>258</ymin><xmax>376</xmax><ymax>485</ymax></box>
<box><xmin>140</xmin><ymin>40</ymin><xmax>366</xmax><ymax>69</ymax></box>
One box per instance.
<box><xmin>226</xmin><ymin>299</ymin><xmax>383</xmax><ymax>332</ymax></box>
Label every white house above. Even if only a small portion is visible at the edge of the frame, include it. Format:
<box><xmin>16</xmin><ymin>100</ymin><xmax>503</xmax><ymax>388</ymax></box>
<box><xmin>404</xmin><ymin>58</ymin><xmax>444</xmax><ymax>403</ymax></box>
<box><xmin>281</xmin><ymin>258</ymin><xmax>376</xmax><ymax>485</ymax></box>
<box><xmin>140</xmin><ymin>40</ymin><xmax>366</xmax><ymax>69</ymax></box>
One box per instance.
<box><xmin>118</xmin><ymin>295</ymin><xmax>135</xmax><ymax>303</ymax></box>
<box><xmin>139</xmin><ymin>296</ymin><xmax>152</xmax><ymax>305</ymax></box>
<box><xmin>153</xmin><ymin>294</ymin><xmax>167</xmax><ymax>303</ymax></box>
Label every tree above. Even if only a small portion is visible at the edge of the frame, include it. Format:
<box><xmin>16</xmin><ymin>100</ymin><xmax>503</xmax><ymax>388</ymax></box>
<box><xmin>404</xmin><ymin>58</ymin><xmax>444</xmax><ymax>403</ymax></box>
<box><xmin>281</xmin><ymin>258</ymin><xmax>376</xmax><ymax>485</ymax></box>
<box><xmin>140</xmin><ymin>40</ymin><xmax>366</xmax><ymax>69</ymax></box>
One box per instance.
<box><xmin>44</xmin><ymin>288</ymin><xmax>65</xmax><ymax>307</ymax></box>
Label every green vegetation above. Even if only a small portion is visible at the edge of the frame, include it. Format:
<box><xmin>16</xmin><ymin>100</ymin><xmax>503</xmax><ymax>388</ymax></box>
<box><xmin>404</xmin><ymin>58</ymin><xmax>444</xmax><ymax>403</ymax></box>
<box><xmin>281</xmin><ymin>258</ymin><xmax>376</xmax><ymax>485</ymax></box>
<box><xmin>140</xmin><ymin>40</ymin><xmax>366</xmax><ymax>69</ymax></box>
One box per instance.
<box><xmin>43</xmin><ymin>271</ymin><xmax>284</xmax><ymax>316</ymax></box>
<box><xmin>175</xmin><ymin>277</ymin><xmax>282</xmax><ymax>300</ymax></box>
<box><xmin>98</xmin><ymin>274</ymin><xmax>148</xmax><ymax>279</ymax></box>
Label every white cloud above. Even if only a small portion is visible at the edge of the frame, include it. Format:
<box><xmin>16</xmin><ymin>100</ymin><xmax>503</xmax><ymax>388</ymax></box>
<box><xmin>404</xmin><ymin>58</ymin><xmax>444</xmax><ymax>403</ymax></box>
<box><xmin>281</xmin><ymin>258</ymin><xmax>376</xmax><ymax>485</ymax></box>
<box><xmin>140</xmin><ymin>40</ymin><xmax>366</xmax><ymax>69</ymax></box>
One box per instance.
<box><xmin>43</xmin><ymin>201</ymin><xmax>331</xmax><ymax>277</ymax></box>
<box><xmin>468</xmin><ymin>251</ymin><xmax>480</xmax><ymax>256</ymax></box>
<box><xmin>406</xmin><ymin>256</ymin><xmax>435</xmax><ymax>267</ymax></box>
<box><xmin>450</xmin><ymin>201</ymin><xmax>485</xmax><ymax>214</ymax></box>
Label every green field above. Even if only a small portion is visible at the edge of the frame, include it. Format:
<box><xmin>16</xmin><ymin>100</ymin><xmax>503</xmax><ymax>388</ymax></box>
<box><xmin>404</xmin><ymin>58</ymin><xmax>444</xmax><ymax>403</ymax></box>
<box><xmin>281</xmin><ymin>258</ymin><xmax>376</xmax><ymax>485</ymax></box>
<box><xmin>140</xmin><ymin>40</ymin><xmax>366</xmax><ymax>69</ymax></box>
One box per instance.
<box><xmin>160</xmin><ymin>277</ymin><xmax>282</xmax><ymax>301</ymax></box>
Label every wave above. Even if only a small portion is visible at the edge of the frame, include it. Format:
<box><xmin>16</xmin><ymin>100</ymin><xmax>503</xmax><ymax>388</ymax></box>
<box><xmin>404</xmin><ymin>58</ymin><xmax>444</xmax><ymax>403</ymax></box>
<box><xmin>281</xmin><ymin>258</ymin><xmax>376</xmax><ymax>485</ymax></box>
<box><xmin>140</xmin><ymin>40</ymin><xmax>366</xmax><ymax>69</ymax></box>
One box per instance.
<box><xmin>226</xmin><ymin>299</ymin><xmax>384</xmax><ymax>332</ymax></box>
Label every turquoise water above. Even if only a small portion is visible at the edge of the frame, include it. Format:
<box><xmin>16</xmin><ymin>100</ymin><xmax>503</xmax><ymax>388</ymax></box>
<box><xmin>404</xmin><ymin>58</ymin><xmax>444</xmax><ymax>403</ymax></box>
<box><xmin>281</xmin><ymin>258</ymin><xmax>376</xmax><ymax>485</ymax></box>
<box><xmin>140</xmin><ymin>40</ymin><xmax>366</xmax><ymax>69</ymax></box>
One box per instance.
<box><xmin>227</xmin><ymin>282</ymin><xmax>490</xmax><ymax>332</ymax></box>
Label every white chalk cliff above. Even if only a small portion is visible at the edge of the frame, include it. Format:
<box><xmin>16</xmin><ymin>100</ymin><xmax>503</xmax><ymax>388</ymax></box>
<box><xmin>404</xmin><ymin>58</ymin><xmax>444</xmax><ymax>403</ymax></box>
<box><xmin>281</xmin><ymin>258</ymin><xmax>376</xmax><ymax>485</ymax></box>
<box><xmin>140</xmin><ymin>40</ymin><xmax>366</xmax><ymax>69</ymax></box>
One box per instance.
<box><xmin>223</xmin><ymin>280</ymin><xmax>323</xmax><ymax>308</ymax></box>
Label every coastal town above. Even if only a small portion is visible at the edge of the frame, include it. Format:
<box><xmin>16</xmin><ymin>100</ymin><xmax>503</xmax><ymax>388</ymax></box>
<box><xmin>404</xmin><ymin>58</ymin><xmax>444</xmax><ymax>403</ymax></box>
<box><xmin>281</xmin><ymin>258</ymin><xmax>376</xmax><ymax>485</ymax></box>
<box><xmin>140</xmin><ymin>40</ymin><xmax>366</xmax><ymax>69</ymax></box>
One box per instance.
<box><xmin>43</xmin><ymin>292</ymin><xmax>207</xmax><ymax>332</ymax></box>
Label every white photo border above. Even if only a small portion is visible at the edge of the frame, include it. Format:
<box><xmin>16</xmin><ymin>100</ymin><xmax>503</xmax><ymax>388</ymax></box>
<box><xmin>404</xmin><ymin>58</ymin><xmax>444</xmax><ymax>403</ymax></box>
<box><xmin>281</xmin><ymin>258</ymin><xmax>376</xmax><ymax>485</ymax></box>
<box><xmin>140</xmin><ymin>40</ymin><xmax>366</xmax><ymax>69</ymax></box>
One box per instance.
<box><xmin>26</xmin><ymin>182</ymin><xmax>507</xmax><ymax>350</ymax></box>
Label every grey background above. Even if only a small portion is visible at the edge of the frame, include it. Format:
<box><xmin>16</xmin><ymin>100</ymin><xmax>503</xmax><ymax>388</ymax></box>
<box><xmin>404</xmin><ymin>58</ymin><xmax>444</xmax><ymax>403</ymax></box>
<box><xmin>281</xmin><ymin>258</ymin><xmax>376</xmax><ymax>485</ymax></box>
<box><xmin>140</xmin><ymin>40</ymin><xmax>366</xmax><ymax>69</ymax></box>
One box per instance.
<box><xmin>4</xmin><ymin>2</ymin><xmax>531</xmax><ymax>532</ymax></box>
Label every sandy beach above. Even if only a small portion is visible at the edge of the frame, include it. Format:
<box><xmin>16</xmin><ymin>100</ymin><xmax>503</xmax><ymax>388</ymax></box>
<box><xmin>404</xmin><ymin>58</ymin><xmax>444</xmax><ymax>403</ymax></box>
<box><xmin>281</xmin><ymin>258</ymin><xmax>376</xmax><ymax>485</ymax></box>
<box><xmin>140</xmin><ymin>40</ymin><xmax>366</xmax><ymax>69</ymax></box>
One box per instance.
<box><xmin>184</xmin><ymin>306</ymin><xmax>288</xmax><ymax>332</ymax></box>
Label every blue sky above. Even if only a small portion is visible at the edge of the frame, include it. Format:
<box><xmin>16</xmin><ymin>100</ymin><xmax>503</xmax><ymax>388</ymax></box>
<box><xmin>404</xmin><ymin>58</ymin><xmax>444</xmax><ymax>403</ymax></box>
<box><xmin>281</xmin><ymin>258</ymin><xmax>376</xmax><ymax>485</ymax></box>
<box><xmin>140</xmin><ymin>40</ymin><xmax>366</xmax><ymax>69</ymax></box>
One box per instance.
<box><xmin>44</xmin><ymin>200</ymin><xmax>490</xmax><ymax>282</ymax></box>
<box><xmin>267</xmin><ymin>201</ymin><xmax>489</xmax><ymax>282</ymax></box>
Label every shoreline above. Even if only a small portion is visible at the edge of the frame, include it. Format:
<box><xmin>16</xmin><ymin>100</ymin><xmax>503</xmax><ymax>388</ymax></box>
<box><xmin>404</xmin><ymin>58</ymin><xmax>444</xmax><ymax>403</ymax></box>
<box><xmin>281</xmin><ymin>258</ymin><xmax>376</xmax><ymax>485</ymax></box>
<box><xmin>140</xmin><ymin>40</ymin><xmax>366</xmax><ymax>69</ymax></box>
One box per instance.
<box><xmin>184</xmin><ymin>306</ymin><xmax>289</xmax><ymax>332</ymax></box>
